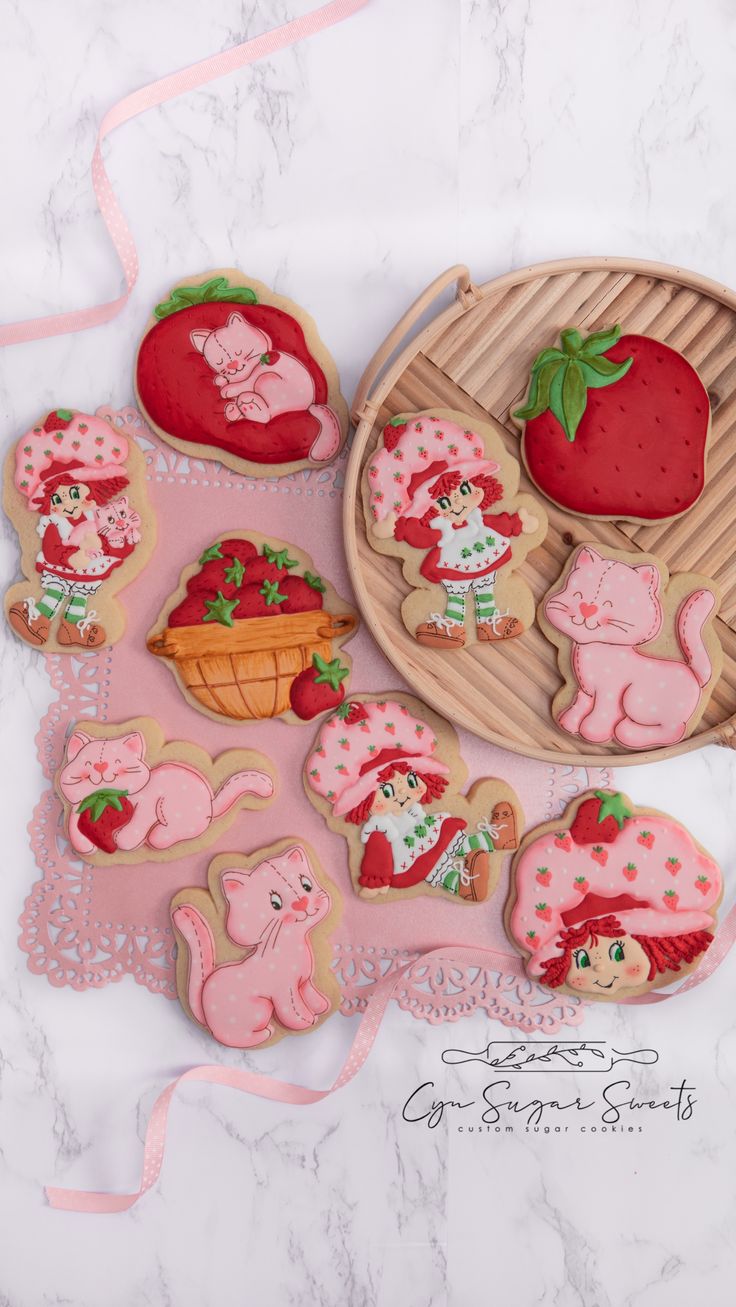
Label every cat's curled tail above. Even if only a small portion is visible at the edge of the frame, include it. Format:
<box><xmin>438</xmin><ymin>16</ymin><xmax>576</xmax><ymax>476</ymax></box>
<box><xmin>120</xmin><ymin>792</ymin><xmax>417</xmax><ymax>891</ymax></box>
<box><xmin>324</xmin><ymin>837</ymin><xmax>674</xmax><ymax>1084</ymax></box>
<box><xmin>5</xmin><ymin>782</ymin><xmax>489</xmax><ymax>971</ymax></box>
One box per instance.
<box><xmin>212</xmin><ymin>769</ymin><xmax>273</xmax><ymax>818</ymax></box>
<box><xmin>677</xmin><ymin>588</ymin><xmax>716</xmax><ymax>687</ymax></box>
<box><xmin>172</xmin><ymin>904</ymin><xmax>215</xmax><ymax>1025</ymax></box>
<box><xmin>308</xmin><ymin>404</ymin><xmax>342</xmax><ymax>463</ymax></box>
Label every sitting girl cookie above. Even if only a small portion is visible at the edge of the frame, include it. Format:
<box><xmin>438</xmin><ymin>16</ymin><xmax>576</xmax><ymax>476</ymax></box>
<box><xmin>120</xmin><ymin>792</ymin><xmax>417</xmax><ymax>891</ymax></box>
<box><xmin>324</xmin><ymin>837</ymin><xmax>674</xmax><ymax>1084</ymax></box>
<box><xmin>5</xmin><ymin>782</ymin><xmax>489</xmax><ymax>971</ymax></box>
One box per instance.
<box><xmin>304</xmin><ymin>693</ymin><xmax>521</xmax><ymax>903</ymax></box>
<box><xmin>363</xmin><ymin>410</ymin><xmax>547</xmax><ymax>649</ymax></box>
<box><xmin>4</xmin><ymin>409</ymin><xmax>153</xmax><ymax>650</ymax></box>
<box><xmin>506</xmin><ymin>790</ymin><xmax>722</xmax><ymax>1000</ymax></box>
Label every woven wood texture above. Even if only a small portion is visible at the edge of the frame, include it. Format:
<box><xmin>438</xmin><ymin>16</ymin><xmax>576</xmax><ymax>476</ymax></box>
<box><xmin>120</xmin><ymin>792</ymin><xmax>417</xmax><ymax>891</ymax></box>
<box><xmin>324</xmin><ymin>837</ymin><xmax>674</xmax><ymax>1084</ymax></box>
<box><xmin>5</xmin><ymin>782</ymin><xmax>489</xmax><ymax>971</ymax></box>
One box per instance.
<box><xmin>346</xmin><ymin>260</ymin><xmax>736</xmax><ymax>764</ymax></box>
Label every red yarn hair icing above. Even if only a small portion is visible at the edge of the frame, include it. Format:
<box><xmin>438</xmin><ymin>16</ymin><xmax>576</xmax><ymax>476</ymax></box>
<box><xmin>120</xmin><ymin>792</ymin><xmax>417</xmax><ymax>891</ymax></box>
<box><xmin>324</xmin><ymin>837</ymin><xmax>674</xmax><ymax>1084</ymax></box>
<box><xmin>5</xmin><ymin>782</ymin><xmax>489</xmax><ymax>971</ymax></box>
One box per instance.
<box><xmin>539</xmin><ymin>913</ymin><xmax>714</xmax><ymax>989</ymax></box>
<box><xmin>419</xmin><ymin>470</ymin><xmax>503</xmax><ymax>529</ymax></box>
<box><xmin>37</xmin><ymin>473</ymin><xmax>129</xmax><ymax>516</ymax></box>
<box><xmin>344</xmin><ymin>761</ymin><xmax>449</xmax><ymax>825</ymax></box>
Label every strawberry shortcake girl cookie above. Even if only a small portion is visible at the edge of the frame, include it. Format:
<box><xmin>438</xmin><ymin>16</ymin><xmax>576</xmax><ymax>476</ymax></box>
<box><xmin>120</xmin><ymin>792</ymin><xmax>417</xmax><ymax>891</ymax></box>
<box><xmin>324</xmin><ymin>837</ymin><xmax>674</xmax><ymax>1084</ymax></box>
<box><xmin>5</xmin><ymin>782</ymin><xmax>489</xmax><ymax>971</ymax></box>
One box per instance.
<box><xmin>506</xmin><ymin>790</ymin><xmax>722</xmax><ymax>1000</ymax></box>
<box><xmin>6</xmin><ymin>410</ymin><xmax>145</xmax><ymax>649</ymax></box>
<box><xmin>305</xmin><ymin>697</ymin><xmax>519</xmax><ymax>902</ymax></box>
<box><xmin>365</xmin><ymin>413</ymin><xmax>544</xmax><ymax>648</ymax></box>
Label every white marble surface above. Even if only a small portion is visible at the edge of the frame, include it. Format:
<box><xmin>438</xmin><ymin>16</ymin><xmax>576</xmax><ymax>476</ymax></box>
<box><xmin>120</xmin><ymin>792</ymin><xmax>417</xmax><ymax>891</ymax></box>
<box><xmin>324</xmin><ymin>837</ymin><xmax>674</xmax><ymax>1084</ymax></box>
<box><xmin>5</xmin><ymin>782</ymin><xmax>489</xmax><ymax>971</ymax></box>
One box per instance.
<box><xmin>2</xmin><ymin>0</ymin><xmax>736</xmax><ymax>1302</ymax></box>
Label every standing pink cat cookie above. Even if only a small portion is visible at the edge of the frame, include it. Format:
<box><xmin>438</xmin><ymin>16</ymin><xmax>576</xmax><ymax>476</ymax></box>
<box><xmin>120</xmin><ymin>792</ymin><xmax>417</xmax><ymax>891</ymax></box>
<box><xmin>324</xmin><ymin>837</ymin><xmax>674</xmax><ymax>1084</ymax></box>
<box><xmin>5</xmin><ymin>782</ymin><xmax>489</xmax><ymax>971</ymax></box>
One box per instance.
<box><xmin>540</xmin><ymin>544</ymin><xmax>722</xmax><ymax>750</ymax></box>
<box><xmin>4</xmin><ymin>409</ymin><xmax>155</xmax><ymax>651</ymax></box>
<box><xmin>55</xmin><ymin>718</ymin><xmax>275</xmax><ymax>864</ymax></box>
<box><xmin>171</xmin><ymin>839</ymin><xmax>340</xmax><ymax>1049</ymax></box>
<box><xmin>135</xmin><ymin>270</ymin><xmax>349</xmax><ymax>477</ymax></box>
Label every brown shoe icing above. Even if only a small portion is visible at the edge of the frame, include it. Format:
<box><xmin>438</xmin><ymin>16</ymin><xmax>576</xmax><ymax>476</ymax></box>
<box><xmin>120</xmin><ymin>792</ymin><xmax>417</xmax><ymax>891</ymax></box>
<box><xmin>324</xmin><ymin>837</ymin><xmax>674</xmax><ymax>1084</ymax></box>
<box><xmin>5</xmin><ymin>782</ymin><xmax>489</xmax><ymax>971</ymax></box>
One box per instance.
<box><xmin>458</xmin><ymin>849</ymin><xmax>490</xmax><ymax>902</ymax></box>
<box><xmin>57</xmin><ymin>616</ymin><xmax>107</xmax><ymax>648</ymax></box>
<box><xmin>8</xmin><ymin>601</ymin><xmax>50</xmax><ymax>647</ymax></box>
<box><xmin>491</xmin><ymin>801</ymin><xmax>518</xmax><ymax>850</ymax></box>
<box><xmin>476</xmin><ymin>616</ymin><xmax>524</xmax><ymax>642</ymax></box>
<box><xmin>415</xmin><ymin>620</ymin><xmax>466</xmax><ymax>649</ymax></box>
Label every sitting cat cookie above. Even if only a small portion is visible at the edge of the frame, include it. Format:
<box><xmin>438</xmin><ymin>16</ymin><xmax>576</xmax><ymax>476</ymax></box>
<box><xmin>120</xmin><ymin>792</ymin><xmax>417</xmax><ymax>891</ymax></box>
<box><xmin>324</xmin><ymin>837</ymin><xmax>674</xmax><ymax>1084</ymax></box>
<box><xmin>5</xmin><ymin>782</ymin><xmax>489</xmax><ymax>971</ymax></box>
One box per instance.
<box><xmin>56</xmin><ymin>718</ymin><xmax>275</xmax><ymax>863</ymax></box>
<box><xmin>364</xmin><ymin>409</ymin><xmax>547</xmax><ymax>649</ymax></box>
<box><xmin>4</xmin><ymin>409</ymin><xmax>154</xmax><ymax>651</ymax></box>
<box><xmin>506</xmin><ymin>789</ymin><xmax>722</xmax><ymax>1000</ymax></box>
<box><xmin>135</xmin><ymin>270</ymin><xmax>349</xmax><ymax>477</ymax></box>
<box><xmin>171</xmin><ymin>839</ymin><xmax>340</xmax><ymax>1048</ymax></box>
<box><xmin>540</xmin><ymin>544</ymin><xmax>722</xmax><ymax>750</ymax></box>
<box><xmin>304</xmin><ymin>692</ymin><xmax>521</xmax><ymax>904</ymax></box>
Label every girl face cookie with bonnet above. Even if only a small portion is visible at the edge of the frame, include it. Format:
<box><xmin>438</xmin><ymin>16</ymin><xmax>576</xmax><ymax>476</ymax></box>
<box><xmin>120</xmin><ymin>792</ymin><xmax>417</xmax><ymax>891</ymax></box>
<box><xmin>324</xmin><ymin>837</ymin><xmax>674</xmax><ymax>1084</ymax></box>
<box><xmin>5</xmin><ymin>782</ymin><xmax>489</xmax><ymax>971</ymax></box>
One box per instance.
<box><xmin>506</xmin><ymin>790</ymin><xmax>722</xmax><ymax>1000</ymax></box>
<box><xmin>364</xmin><ymin>409</ymin><xmax>547</xmax><ymax>650</ymax></box>
<box><xmin>4</xmin><ymin>409</ymin><xmax>153</xmax><ymax>651</ymax></box>
<box><xmin>304</xmin><ymin>693</ymin><xmax>521</xmax><ymax>904</ymax></box>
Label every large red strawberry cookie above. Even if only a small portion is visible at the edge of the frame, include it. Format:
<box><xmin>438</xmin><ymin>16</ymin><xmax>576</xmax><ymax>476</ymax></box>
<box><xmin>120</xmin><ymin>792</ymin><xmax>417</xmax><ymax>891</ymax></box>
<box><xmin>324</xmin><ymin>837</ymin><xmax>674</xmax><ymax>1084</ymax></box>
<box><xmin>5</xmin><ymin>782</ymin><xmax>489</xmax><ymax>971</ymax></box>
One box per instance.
<box><xmin>147</xmin><ymin>532</ymin><xmax>358</xmax><ymax>724</ymax></box>
<box><xmin>135</xmin><ymin>271</ymin><xmax>348</xmax><ymax>477</ymax></box>
<box><xmin>513</xmin><ymin>325</ymin><xmax>710</xmax><ymax>522</ymax></box>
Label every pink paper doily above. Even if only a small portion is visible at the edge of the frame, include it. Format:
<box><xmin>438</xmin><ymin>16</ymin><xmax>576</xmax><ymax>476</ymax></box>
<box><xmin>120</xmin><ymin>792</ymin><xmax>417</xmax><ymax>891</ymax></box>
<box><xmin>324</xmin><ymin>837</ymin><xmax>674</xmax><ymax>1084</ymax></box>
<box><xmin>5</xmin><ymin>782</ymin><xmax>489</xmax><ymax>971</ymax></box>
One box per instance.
<box><xmin>19</xmin><ymin>406</ymin><xmax>609</xmax><ymax>1031</ymax></box>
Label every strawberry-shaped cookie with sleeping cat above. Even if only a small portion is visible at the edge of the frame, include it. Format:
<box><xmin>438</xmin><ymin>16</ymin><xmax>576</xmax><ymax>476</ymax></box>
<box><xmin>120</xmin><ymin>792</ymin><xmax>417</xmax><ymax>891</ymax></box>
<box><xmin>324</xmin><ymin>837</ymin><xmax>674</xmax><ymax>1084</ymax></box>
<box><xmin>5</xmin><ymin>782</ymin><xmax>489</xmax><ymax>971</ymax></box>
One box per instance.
<box><xmin>4</xmin><ymin>409</ymin><xmax>153</xmax><ymax>651</ymax></box>
<box><xmin>135</xmin><ymin>270</ymin><xmax>349</xmax><ymax>477</ymax></box>
<box><xmin>364</xmin><ymin>410</ymin><xmax>547</xmax><ymax>649</ymax></box>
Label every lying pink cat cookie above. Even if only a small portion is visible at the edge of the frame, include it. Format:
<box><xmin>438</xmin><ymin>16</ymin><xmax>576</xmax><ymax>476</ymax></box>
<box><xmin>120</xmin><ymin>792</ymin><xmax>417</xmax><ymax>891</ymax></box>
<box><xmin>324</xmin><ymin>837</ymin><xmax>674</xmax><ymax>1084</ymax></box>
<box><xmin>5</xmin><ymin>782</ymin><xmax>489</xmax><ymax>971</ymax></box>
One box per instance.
<box><xmin>171</xmin><ymin>840</ymin><xmax>340</xmax><ymax>1048</ymax></box>
<box><xmin>506</xmin><ymin>790</ymin><xmax>722</xmax><ymax>1000</ymax></box>
<box><xmin>540</xmin><ymin>544</ymin><xmax>722</xmax><ymax>750</ymax></box>
<box><xmin>56</xmin><ymin>717</ymin><xmax>275</xmax><ymax>863</ymax></box>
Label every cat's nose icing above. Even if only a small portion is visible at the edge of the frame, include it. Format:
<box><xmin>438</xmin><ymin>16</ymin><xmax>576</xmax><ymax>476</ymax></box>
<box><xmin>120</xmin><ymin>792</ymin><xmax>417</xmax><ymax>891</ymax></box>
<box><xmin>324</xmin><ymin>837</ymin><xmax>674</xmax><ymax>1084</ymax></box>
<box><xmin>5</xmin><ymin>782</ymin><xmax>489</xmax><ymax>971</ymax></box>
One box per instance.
<box><xmin>579</xmin><ymin>601</ymin><xmax>598</xmax><ymax>618</ymax></box>
<box><xmin>94</xmin><ymin>761</ymin><xmax>108</xmax><ymax>776</ymax></box>
<box><xmin>291</xmin><ymin>896</ymin><xmax>308</xmax><ymax>912</ymax></box>
<box><xmin>227</xmin><ymin>361</ymin><xmax>239</xmax><ymax>372</ymax></box>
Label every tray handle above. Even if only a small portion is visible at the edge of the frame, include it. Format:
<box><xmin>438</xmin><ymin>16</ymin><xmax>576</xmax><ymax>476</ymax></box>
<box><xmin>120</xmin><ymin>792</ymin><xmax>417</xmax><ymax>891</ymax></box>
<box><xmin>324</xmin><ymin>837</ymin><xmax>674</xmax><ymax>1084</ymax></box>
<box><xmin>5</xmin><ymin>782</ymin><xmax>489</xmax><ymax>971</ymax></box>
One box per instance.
<box><xmin>350</xmin><ymin>264</ymin><xmax>481</xmax><ymax>426</ymax></box>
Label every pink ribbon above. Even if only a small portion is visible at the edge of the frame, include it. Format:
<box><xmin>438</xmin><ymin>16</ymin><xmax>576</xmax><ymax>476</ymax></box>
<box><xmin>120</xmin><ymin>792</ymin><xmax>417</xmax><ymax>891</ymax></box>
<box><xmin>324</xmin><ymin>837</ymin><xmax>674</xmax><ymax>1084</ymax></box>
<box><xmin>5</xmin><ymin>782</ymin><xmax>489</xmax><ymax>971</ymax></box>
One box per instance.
<box><xmin>45</xmin><ymin>912</ymin><xmax>736</xmax><ymax>1213</ymax></box>
<box><xmin>0</xmin><ymin>0</ymin><xmax>370</xmax><ymax>348</ymax></box>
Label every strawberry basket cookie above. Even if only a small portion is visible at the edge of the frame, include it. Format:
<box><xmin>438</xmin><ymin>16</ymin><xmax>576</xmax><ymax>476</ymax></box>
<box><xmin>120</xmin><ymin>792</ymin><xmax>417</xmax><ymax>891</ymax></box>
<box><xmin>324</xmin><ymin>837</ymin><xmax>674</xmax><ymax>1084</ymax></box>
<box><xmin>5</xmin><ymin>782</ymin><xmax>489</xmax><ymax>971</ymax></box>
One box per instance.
<box><xmin>147</xmin><ymin>532</ymin><xmax>357</xmax><ymax>723</ymax></box>
<box><xmin>304</xmin><ymin>693</ymin><xmax>521</xmax><ymax>904</ymax></box>
<box><xmin>4</xmin><ymin>409</ymin><xmax>153</xmax><ymax>651</ymax></box>
<box><xmin>364</xmin><ymin>410</ymin><xmax>547</xmax><ymax>649</ymax></box>
<box><xmin>506</xmin><ymin>790</ymin><xmax>722</xmax><ymax>1000</ymax></box>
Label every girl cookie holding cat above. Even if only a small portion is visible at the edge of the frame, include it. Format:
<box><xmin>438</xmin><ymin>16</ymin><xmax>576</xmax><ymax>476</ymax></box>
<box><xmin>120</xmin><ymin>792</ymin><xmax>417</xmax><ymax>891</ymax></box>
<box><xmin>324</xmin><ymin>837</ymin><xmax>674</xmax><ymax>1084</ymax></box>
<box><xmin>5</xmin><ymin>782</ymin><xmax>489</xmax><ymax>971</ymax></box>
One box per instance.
<box><xmin>6</xmin><ymin>410</ymin><xmax>150</xmax><ymax>650</ymax></box>
<box><xmin>365</xmin><ymin>412</ymin><xmax>546</xmax><ymax>649</ymax></box>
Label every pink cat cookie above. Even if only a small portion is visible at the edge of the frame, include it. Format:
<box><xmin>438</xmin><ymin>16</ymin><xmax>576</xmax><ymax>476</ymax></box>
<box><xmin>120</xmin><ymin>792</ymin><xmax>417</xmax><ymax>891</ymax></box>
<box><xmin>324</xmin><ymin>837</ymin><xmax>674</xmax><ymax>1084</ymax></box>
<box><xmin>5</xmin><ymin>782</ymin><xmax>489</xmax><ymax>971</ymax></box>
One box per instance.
<box><xmin>55</xmin><ymin>717</ymin><xmax>275</xmax><ymax>863</ymax></box>
<box><xmin>304</xmin><ymin>692</ymin><xmax>522</xmax><ymax>904</ymax></box>
<box><xmin>540</xmin><ymin>544</ymin><xmax>722</xmax><ymax>751</ymax></box>
<box><xmin>4</xmin><ymin>409</ymin><xmax>154</xmax><ymax>652</ymax></box>
<box><xmin>171</xmin><ymin>840</ymin><xmax>340</xmax><ymax>1048</ymax></box>
<box><xmin>364</xmin><ymin>409</ymin><xmax>547</xmax><ymax>650</ymax></box>
<box><xmin>135</xmin><ymin>270</ymin><xmax>349</xmax><ymax>477</ymax></box>
<box><xmin>506</xmin><ymin>790</ymin><xmax>722</xmax><ymax>1000</ymax></box>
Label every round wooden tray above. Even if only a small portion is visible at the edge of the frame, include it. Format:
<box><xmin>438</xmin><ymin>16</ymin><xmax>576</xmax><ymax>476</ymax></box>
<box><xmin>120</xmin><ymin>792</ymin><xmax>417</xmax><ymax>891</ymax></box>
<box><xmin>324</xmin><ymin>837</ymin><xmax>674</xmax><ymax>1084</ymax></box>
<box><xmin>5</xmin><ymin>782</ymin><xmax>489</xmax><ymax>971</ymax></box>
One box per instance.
<box><xmin>344</xmin><ymin>258</ymin><xmax>736</xmax><ymax>766</ymax></box>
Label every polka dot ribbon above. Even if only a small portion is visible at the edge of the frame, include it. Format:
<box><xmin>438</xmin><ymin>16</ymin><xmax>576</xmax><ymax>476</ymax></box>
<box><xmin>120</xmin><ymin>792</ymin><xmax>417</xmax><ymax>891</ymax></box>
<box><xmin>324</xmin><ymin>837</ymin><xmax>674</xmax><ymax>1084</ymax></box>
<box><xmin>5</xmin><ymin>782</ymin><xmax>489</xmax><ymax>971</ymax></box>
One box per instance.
<box><xmin>0</xmin><ymin>0</ymin><xmax>370</xmax><ymax>348</ymax></box>
<box><xmin>45</xmin><ymin>914</ymin><xmax>736</xmax><ymax>1213</ymax></box>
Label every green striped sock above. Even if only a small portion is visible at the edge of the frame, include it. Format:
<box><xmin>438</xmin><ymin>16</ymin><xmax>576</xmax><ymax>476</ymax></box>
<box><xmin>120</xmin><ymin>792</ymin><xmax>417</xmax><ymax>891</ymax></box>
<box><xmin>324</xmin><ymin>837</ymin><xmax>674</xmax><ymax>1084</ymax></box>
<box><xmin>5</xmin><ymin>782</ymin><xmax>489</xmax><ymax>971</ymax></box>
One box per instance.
<box><xmin>474</xmin><ymin>590</ymin><xmax>497</xmax><ymax>621</ymax></box>
<box><xmin>38</xmin><ymin>588</ymin><xmax>64</xmax><ymax>619</ymax></box>
<box><xmin>445</xmin><ymin>592</ymin><xmax>465</xmax><ymax>623</ymax></box>
<box><xmin>64</xmin><ymin>595</ymin><xmax>88</xmax><ymax>625</ymax></box>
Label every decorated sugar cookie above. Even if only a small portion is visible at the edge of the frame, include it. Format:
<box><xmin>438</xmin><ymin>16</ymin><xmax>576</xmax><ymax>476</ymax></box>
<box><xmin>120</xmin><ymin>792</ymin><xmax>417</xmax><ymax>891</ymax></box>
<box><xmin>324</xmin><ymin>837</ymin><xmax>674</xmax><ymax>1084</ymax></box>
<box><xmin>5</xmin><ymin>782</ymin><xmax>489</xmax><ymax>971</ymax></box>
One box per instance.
<box><xmin>4</xmin><ymin>409</ymin><xmax>154</xmax><ymax>651</ymax></box>
<box><xmin>135</xmin><ymin>270</ymin><xmax>348</xmax><ymax>476</ymax></box>
<box><xmin>363</xmin><ymin>409</ymin><xmax>547</xmax><ymax>649</ymax></box>
<box><xmin>304</xmin><ymin>693</ymin><xmax>521</xmax><ymax>903</ymax></box>
<box><xmin>506</xmin><ymin>790</ymin><xmax>722</xmax><ymax>1000</ymax></box>
<box><xmin>513</xmin><ymin>325</ymin><xmax>711</xmax><ymax>523</ymax></box>
<box><xmin>171</xmin><ymin>839</ymin><xmax>340</xmax><ymax>1049</ymax></box>
<box><xmin>55</xmin><ymin>717</ymin><xmax>275</xmax><ymax>863</ymax></box>
<box><xmin>147</xmin><ymin>532</ymin><xmax>358</xmax><ymax>723</ymax></box>
<box><xmin>541</xmin><ymin>544</ymin><xmax>722</xmax><ymax>749</ymax></box>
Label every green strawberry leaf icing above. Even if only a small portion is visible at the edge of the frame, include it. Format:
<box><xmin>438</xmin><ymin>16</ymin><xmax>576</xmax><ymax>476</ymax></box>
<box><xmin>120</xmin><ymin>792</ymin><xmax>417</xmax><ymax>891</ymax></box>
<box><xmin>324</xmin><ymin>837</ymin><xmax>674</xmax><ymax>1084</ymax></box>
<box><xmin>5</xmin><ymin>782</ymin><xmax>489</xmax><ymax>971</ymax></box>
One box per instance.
<box><xmin>224</xmin><ymin>558</ymin><xmax>245</xmax><ymax>587</ymax></box>
<box><xmin>593</xmin><ymin>790</ymin><xmax>632</xmax><ymax>829</ymax></box>
<box><xmin>304</xmin><ymin>571</ymin><xmax>326</xmax><ymax>593</ymax></box>
<box><xmin>77</xmin><ymin>787</ymin><xmax>129</xmax><ymax>823</ymax></box>
<box><xmin>513</xmin><ymin>324</ymin><xmax>633</xmax><ymax>442</ymax></box>
<box><xmin>260</xmin><ymin>580</ymin><xmax>287</xmax><ymax>605</ymax></box>
<box><xmin>312</xmin><ymin>653</ymin><xmax>349</xmax><ymax>691</ymax></box>
<box><xmin>203</xmin><ymin>591</ymin><xmax>239</xmax><ymax>627</ymax></box>
<box><xmin>198</xmin><ymin>543</ymin><xmax>224</xmax><ymax>565</ymax></box>
<box><xmin>263</xmin><ymin>545</ymin><xmax>298</xmax><ymax>571</ymax></box>
<box><xmin>153</xmin><ymin>277</ymin><xmax>258</xmax><ymax>320</ymax></box>
<box><xmin>55</xmin><ymin>408</ymin><xmax>74</xmax><ymax>421</ymax></box>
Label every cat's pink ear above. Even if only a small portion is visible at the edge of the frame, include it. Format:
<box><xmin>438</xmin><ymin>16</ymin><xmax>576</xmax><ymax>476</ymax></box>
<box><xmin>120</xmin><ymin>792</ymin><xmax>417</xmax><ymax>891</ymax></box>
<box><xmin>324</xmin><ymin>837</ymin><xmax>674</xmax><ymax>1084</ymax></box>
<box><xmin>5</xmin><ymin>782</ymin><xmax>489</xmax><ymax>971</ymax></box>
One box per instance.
<box><xmin>226</xmin><ymin>312</ymin><xmax>246</xmax><ymax>329</ymax></box>
<box><xmin>121</xmin><ymin>732</ymin><xmax>145</xmax><ymax>759</ymax></box>
<box><xmin>285</xmin><ymin>845</ymin><xmax>310</xmax><ymax>874</ymax></box>
<box><xmin>222</xmin><ymin>870</ymin><xmax>250</xmax><ymax>900</ymax></box>
<box><xmin>190</xmin><ymin>329</ymin><xmax>210</xmax><ymax>353</ymax></box>
<box><xmin>576</xmin><ymin>547</ymin><xmax>601</xmax><ymax>569</ymax></box>
<box><xmin>635</xmin><ymin>564</ymin><xmax>659</xmax><ymax>591</ymax></box>
<box><xmin>66</xmin><ymin>730</ymin><xmax>92</xmax><ymax>761</ymax></box>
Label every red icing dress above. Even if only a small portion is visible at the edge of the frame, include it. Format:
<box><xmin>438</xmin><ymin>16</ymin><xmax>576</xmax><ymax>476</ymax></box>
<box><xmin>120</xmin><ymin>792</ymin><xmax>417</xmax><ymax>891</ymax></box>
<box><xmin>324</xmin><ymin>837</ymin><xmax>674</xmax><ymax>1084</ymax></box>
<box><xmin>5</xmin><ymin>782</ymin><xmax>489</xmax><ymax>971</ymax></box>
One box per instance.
<box><xmin>359</xmin><ymin>804</ymin><xmax>467</xmax><ymax>891</ymax></box>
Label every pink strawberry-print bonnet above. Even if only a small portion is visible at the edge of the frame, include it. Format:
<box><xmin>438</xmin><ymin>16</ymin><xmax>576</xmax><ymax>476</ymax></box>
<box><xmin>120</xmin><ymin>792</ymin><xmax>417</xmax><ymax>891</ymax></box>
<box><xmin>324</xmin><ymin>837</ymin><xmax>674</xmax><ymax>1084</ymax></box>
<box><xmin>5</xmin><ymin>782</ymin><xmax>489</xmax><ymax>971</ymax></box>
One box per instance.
<box><xmin>305</xmin><ymin>699</ymin><xmax>450</xmax><ymax>818</ymax></box>
<box><xmin>509</xmin><ymin>813</ymin><xmax>721</xmax><ymax>976</ymax></box>
<box><xmin>366</xmin><ymin>416</ymin><xmax>499</xmax><ymax>524</ymax></box>
<box><xmin>15</xmin><ymin>411</ymin><xmax>130</xmax><ymax>508</ymax></box>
